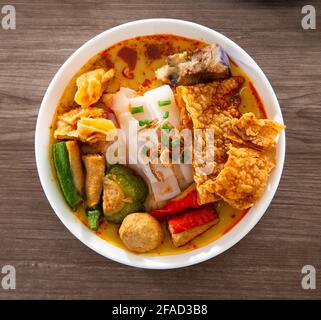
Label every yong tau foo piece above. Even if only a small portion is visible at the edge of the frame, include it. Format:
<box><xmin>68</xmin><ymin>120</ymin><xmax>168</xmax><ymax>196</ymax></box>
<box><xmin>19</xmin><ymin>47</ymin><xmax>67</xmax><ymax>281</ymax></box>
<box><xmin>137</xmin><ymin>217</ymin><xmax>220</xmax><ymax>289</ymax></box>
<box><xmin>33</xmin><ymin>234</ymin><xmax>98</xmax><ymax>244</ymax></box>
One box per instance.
<box><xmin>227</xmin><ymin>112</ymin><xmax>285</xmax><ymax>149</ymax></box>
<box><xmin>150</xmin><ymin>184</ymin><xmax>201</xmax><ymax>220</ymax></box>
<box><xmin>155</xmin><ymin>44</ymin><xmax>230</xmax><ymax>86</ymax></box>
<box><xmin>65</xmin><ymin>141</ymin><xmax>84</xmax><ymax>196</ymax></box>
<box><xmin>54</xmin><ymin>106</ymin><xmax>106</xmax><ymax>140</ymax></box>
<box><xmin>175</xmin><ymin>76</ymin><xmax>244</xmax><ymax>128</ymax></box>
<box><xmin>75</xmin><ymin>68</ymin><xmax>115</xmax><ymax>107</ymax></box>
<box><xmin>103</xmin><ymin>165</ymin><xmax>148</xmax><ymax>224</ymax></box>
<box><xmin>210</xmin><ymin>146</ymin><xmax>276</xmax><ymax>210</ymax></box>
<box><xmin>168</xmin><ymin>207</ymin><xmax>219</xmax><ymax>247</ymax></box>
<box><xmin>82</xmin><ymin>154</ymin><xmax>106</xmax><ymax>208</ymax></box>
<box><xmin>52</xmin><ymin>141</ymin><xmax>83</xmax><ymax>210</ymax></box>
<box><xmin>76</xmin><ymin>117</ymin><xmax>116</xmax><ymax>143</ymax></box>
<box><xmin>119</xmin><ymin>213</ymin><xmax>164</xmax><ymax>253</ymax></box>
<box><xmin>175</xmin><ymin>77</ymin><xmax>244</xmax><ymax>204</ymax></box>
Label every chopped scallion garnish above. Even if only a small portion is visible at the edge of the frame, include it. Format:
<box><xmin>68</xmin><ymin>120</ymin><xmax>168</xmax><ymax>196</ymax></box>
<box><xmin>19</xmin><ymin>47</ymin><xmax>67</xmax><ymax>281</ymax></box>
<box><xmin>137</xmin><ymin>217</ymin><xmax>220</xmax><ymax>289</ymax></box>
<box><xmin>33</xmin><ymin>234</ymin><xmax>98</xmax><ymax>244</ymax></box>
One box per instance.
<box><xmin>158</xmin><ymin>99</ymin><xmax>171</xmax><ymax>107</ymax></box>
<box><xmin>161</xmin><ymin>123</ymin><xmax>172</xmax><ymax>132</ymax></box>
<box><xmin>139</xmin><ymin>119</ymin><xmax>152</xmax><ymax>126</ymax></box>
<box><xmin>163</xmin><ymin>111</ymin><xmax>169</xmax><ymax>119</ymax></box>
<box><xmin>130</xmin><ymin>105</ymin><xmax>144</xmax><ymax>114</ymax></box>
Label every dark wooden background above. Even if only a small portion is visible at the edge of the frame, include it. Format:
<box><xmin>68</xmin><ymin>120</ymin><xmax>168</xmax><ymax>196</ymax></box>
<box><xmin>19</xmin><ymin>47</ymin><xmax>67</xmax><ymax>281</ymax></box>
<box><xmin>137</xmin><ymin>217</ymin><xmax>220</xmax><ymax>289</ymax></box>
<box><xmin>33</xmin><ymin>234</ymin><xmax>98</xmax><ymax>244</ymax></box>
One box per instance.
<box><xmin>0</xmin><ymin>0</ymin><xmax>321</xmax><ymax>299</ymax></box>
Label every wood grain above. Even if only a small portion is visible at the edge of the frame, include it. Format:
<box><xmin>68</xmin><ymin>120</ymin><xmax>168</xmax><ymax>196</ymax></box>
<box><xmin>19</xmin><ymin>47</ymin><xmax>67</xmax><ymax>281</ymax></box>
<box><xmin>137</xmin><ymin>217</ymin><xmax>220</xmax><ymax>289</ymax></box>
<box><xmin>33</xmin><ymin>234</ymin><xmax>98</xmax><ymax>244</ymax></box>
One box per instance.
<box><xmin>1</xmin><ymin>0</ymin><xmax>321</xmax><ymax>299</ymax></box>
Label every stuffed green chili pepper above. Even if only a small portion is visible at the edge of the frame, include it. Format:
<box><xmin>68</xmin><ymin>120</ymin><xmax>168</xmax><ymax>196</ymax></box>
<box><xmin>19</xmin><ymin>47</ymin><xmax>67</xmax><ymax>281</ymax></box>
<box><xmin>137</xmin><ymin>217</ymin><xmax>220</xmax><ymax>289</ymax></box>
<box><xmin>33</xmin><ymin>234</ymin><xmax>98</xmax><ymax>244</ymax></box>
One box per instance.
<box><xmin>103</xmin><ymin>165</ymin><xmax>148</xmax><ymax>224</ymax></box>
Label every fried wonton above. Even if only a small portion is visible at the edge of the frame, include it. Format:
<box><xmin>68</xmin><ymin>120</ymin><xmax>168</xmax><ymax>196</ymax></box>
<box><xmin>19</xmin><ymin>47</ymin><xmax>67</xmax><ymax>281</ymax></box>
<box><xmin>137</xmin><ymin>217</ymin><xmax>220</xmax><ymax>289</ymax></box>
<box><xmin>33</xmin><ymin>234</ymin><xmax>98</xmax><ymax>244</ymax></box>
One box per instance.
<box><xmin>227</xmin><ymin>112</ymin><xmax>285</xmax><ymax>149</ymax></box>
<box><xmin>75</xmin><ymin>68</ymin><xmax>115</xmax><ymax>107</ymax></box>
<box><xmin>208</xmin><ymin>146</ymin><xmax>276</xmax><ymax>209</ymax></box>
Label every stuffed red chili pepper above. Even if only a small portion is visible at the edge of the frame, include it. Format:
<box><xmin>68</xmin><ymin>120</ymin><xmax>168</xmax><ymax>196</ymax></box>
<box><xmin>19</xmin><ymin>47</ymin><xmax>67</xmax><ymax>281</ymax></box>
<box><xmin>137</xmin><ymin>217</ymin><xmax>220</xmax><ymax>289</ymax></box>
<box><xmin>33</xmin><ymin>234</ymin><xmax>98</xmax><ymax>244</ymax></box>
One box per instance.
<box><xmin>150</xmin><ymin>188</ymin><xmax>201</xmax><ymax>220</ymax></box>
<box><xmin>168</xmin><ymin>207</ymin><xmax>219</xmax><ymax>247</ymax></box>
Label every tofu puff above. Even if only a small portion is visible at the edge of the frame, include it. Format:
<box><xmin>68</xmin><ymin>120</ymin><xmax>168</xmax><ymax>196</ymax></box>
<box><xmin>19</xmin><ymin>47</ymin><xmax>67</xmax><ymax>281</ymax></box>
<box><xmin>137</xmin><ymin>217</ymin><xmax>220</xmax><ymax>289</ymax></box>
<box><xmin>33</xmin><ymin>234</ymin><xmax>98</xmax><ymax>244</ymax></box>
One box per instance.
<box><xmin>82</xmin><ymin>154</ymin><xmax>106</xmax><ymax>208</ymax></box>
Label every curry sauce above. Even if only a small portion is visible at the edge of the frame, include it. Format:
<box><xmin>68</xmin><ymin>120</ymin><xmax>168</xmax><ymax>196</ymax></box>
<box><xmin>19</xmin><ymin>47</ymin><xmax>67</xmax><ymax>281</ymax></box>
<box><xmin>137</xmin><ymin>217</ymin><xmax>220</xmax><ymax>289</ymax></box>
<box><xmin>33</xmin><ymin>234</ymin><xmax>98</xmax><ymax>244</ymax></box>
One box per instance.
<box><xmin>53</xmin><ymin>34</ymin><xmax>267</xmax><ymax>256</ymax></box>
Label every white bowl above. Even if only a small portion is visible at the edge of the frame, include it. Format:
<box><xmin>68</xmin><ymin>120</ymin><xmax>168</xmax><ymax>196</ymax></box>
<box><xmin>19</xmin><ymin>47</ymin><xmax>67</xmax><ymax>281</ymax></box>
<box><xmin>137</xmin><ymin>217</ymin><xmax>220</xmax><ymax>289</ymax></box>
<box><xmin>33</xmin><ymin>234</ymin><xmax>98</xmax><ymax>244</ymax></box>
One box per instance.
<box><xmin>35</xmin><ymin>19</ymin><xmax>285</xmax><ymax>269</ymax></box>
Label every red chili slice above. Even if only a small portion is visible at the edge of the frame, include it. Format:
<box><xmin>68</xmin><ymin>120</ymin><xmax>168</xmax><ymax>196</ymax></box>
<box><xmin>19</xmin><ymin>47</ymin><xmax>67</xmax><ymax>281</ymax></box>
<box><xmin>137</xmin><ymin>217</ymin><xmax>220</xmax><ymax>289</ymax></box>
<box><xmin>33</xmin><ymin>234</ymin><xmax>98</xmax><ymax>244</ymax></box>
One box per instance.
<box><xmin>150</xmin><ymin>189</ymin><xmax>201</xmax><ymax>220</ymax></box>
<box><xmin>168</xmin><ymin>207</ymin><xmax>218</xmax><ymax>234</ymax></box>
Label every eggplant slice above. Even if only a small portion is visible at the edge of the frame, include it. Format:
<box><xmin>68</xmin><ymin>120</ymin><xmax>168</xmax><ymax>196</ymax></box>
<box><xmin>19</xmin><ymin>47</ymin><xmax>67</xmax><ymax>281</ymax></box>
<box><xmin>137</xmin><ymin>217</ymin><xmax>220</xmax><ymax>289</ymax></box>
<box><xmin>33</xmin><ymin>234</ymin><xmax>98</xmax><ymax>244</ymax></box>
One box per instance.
<box><xmin>155</xmin><ymin>44</ymin><xmax>230</xmax><ymax>86</ymax></box>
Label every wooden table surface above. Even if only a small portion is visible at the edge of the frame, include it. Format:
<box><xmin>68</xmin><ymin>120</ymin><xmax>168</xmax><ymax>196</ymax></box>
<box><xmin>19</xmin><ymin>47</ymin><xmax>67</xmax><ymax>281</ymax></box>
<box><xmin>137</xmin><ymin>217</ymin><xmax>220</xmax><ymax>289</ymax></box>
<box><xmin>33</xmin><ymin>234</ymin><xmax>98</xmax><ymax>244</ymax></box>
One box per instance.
<box><xmin>0</xmin><ymin>0</ymin><xmax>321</xmax><ymax>299</ymax></box>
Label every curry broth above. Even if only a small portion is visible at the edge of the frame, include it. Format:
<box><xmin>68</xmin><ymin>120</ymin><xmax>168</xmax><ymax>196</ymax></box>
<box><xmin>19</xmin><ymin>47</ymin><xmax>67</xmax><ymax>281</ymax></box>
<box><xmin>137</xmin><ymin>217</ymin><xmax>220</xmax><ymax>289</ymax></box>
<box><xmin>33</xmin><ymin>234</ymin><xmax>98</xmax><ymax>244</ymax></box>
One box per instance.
<box><xmin>53</xmin><ymin>35</ymin><xmax>266</xmax><ymax>256</ymax></box>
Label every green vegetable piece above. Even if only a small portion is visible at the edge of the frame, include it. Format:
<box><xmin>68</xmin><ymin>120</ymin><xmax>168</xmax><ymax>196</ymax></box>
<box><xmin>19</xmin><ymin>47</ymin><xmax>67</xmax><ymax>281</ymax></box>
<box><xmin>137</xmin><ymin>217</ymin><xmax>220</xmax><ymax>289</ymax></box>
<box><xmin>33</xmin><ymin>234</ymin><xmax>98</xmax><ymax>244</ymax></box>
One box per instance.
<box><xmin>86</xmin><ymin>208</ymin><xmax>101</xmax><ymax>231</ymax></box>
<box><xmin>163</xmin><ymin>111</ymin><xmax>169</xmax><ymax>119</ymax></box>
<box><xmin>108</xmin><ymin>165</ymin><xmax>148</xmax><ymax>203</ymax></box>
<box><xmin>105</xmin><ymin>201</ymin><xmax>145</xmax><ymax>224</ymax></box>
<box><xmin>158</xmin><ymin>98</ymin><xmax>171</xmax><ymax>107</ymax></box>
<box><xmin>130</xmin><ymin>105</ymin><xmax>144</xmax><ymax>114</ymax></box>
<box><xmin>52</xmin><ymin>142</ymin><xmax>82</xmax><ymax>210</ymax></box>
<box><xmin>139</xmin><ymin>119</ymin><xmax>152</xmax><ymax>126</ymax></box>
<box><xmin>161</xmin><ymin>123</ymin><xmax>172</xmax><ymax>133</ymax></box>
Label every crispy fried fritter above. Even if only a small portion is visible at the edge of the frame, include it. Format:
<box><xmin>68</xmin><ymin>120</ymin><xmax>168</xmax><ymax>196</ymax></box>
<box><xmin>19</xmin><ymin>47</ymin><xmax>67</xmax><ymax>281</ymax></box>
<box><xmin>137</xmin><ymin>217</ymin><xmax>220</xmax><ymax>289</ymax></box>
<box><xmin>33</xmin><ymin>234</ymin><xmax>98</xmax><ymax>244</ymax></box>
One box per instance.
<box><xmin>75</xmin><ymin>68</ymin><xmax>115</xmax><ymax>107</ymax></box>
<box><xmin>175</xmin><ymin>77</ymin><xmax>284</xmax><ymax>208</ymax></box>
<box><xmin>175</xmin><ymin>77</ymin><xmax>244</xmax><ymax>204</ymax></box>
<box><xmin>227</xmin><ymin>112</ymin><xmax>285</xmax><ymax>149</ymax></box>
<box><xmin>176</xmin><ymin>76</ymin><xmax>244</xmax><ymax>129</ymax></box>
<box><xmin>208</xmin><ymin>146</ymin><xmax>276</xmax><ymax>210</ymax></box>
<box><xmin>54</xmin><ymin>107</ymin><xmax>106</xmax><ymax>140</ymax></box>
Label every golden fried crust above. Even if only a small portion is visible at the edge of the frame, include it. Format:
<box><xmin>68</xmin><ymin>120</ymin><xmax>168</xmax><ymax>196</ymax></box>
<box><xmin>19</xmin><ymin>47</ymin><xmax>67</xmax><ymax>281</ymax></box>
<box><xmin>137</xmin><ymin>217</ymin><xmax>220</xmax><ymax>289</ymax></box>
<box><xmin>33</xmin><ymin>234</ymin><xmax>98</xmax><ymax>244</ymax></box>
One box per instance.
<box><xmin>175</xmin><ymin>76</ymin><xmax>244</xmax><ymax>129</ymax></box>
<box><xmin>227</xmin><ymin>112</ymin><xmax>286</xmax><ymax>149</ymax></box>
<box><xmin>210</xmin><ymin>146</ymin><xmax>276</xmax><ymax>210</ymax></box>
<box><xmin>119</xmin><ymin>213</ymin><xmax>164</xmax><ymax>253</ymax></box>
<box><xmin>54</xmin><ymin>107</ymin><xmax>106</xmax><ymax>140</ymax></box>
<box><xmin>75</xmin><ymin>68</ymin><xmax>115</xmax><ymax>108</ymax></box>
<box><xmin>175</xmin><ymin>77</ymin><xmax>244</xmax><ymax>204</ymax></box>
<box><xmin>82</xmin><ymin>154</ymin><xmax>106</xmax><ymax>208</ymax></box>
<box><xmin>175</xmin><ymin>76</ymin><xmax>284</xmax><ymax>208</ymax></box>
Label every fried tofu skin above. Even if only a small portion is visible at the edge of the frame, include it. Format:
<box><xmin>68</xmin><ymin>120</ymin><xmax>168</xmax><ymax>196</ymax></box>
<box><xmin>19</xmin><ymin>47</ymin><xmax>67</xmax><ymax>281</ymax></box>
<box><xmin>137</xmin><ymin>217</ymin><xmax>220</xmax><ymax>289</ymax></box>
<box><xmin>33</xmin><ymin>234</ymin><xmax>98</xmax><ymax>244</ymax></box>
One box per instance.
<box><xmin>210</xmin><ymin>146</ymin><xmax>276</xmax><ymax>210</ymax></box>
<box><xmin>227</xmin><ymin>112</ymin><xmax>286</xmax><ymax>149</ymax></box>
<box><xmin>65</xmin><ymin>141</ymin><xmax>84</xmax><ymax>196</ymax></box>
<box><xmin>77</xmin><ymin>117</ymin><xmax>116</xmax><ymax>143</ymax></box>
<box><xmin>54</xmin><ymin>107</ymin><xmax>106</xmax><ymax>140</ymax></box>
<box><xmin>176</xmin><ymin>76</ymin><xmax>244</xmax><ymax>128</ymax></box>
<box><xmin>54</xmin><ymin>107</ymin><xmax>116</xmax><ymax>143</ymax></box>
<box><xmin>75</xmin><ymin>68</ymin><xmax>115</xmax><ymax>107</ymax></box>
<box><xmin>82</xmin><ymin>154</ymin><xmax>106</xmax><ymax>208</ymax></box>
<box><xmin>58</xmin><ymin>107</ymin><xmax>105</xmax><ymax>126</ymax></box>
<box><xmin>175</xmin><ymin>77</ymin><xmax>244</xmax><ymax>204</ymax></box>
